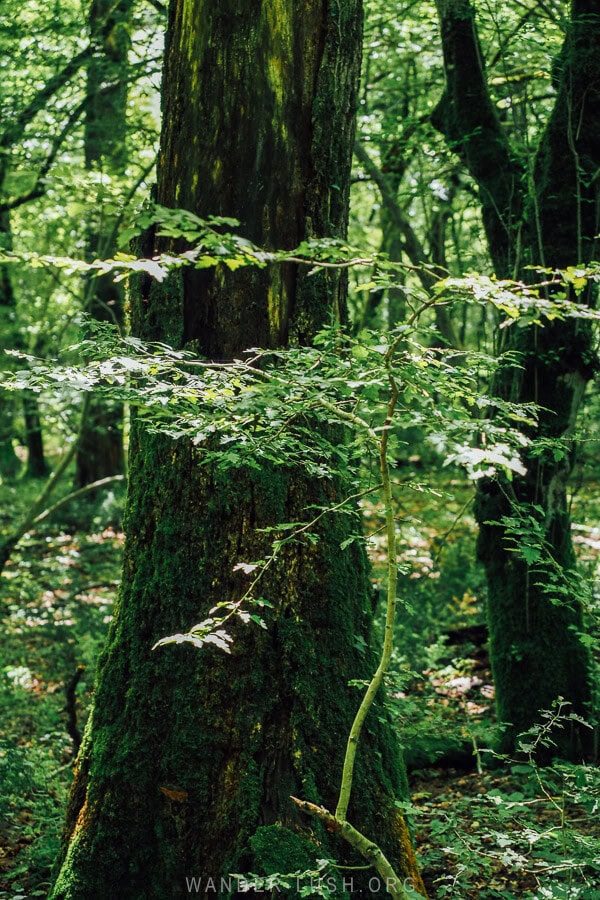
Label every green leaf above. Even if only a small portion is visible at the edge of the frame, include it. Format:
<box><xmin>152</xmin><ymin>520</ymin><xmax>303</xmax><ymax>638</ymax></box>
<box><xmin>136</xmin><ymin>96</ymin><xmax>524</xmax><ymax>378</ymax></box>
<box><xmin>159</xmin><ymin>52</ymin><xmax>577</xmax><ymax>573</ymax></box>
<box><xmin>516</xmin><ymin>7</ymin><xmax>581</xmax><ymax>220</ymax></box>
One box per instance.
<box><xmin>521</xmin><ymin>546</ymin><xmax>541</xmax><ymax>565</ymax></box>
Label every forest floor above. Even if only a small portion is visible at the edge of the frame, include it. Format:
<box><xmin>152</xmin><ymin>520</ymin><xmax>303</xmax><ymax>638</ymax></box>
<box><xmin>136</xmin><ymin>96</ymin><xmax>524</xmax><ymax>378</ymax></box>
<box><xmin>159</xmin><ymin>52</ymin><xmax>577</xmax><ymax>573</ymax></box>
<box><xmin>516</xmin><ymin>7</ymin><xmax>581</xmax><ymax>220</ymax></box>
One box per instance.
<box><xmin>0</xmin><ymin>469</ymin><xmax>599</xmax><ymax>899</ymax></box>
<box><xmin>0</xmin><ymin>476</ymin><xmax>124</xmax><ymax>899</ymax></box>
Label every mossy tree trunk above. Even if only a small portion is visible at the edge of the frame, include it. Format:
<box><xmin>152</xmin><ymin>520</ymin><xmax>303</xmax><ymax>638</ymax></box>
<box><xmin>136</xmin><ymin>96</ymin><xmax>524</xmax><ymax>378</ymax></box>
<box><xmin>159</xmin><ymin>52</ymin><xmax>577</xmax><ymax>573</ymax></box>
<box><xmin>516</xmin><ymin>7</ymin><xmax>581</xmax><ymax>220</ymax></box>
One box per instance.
<box><xmin>50</xmin><ymin>2</ymin><xmax>424</xmax><ymax>898</ymax></box>
<box><xmin>75</xmin><ymin>0</ymin><xmax>130</xmax><ymax>490</ymax></box>
<box><xmin>434</xmin><ymin>0</ymin><xmax>599</xmax><ymax>756</ymax></box>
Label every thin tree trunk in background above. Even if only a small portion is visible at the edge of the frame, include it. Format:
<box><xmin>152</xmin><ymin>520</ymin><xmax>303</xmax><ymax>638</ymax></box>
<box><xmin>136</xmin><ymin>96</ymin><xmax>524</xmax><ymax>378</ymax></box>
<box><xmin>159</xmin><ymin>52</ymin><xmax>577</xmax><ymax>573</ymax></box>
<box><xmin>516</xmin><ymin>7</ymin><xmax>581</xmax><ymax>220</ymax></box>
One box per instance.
<box><xmin>434</xmin><ymin>0</ymin><xmax>599</xmax><ymax>757</ymax></box>
<box><xmin>75</xmin><ymin>0</ymin><xmax>130</xmax><ymax>489</ymax></box>
<box><xmin>0</xmin><ymin>212</ymin><xmax>22</xmax><ymax>480</ymax></box>
<box><xmin>50</xmin><ymin>2</ymin><xmax>424</xmax><ymax>897</ymax></box>
<box><xmin>23</xmin><ymin>391</ymin><xmax>48</xmax><ymax>478</ymax></box>
<box><xmin>0</xmin><ymin>37</ymin><xmax>98</xmax><ymax>484</ymax></box>
<box><xmin>0</xmin><ymin>397</ymin><xmax>19</xmax><ymax>480</ymax></box>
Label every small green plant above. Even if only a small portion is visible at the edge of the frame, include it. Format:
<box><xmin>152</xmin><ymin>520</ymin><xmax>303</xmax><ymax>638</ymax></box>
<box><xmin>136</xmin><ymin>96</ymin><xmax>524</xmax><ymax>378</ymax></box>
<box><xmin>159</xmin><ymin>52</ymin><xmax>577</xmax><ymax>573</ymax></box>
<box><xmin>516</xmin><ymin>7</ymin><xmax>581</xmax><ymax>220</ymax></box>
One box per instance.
<box><xmin>412</xmin><ymin>701</ymin><xmax>600</xmax><ymax>899</ymax></box>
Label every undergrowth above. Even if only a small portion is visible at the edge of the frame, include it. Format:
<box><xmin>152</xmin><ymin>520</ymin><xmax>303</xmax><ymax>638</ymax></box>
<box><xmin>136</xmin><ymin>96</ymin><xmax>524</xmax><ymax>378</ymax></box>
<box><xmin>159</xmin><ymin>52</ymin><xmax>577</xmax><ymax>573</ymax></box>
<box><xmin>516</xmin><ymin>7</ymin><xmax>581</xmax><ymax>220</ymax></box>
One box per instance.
<box><xmin>0</xmin><ymin>475</ymin><xmax>121</xmax><ymax>898</ymax></box>
<box><xmin>0</xmin><ymin>452</ymin><xmax>598</xmax><ymax>898</ymax></box>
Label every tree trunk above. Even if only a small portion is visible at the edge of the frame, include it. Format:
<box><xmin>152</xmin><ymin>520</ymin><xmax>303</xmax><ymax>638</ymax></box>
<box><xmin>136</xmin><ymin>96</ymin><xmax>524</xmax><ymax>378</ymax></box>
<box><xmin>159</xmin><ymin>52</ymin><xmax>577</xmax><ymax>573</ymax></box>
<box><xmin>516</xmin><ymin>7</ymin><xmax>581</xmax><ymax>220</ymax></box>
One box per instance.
<box><xmin>50</xmin><ymin>3</ymin><xmax>424</xmax><ymax>898</ymax></box>
<box><xmin>23</xmin><ymin>391</ymin><xmax>48</xmax><ymax>478</ymax></box>
<box><xmin>0</xmin><ymin>213</ymin><xmax>22</xmax><ymax>480</ymax></box>
<box><xmin>434</xmin><ymin>0</ymin><xmax>599</xmax><ymax>757</ymax></box>
<box><xmin>432</xmin><ymin>0</ymin><xmax>523</xmax><ymax>280</ymax></box>
<box><xmin>74</xmin><ymin>0</ymin><xmax>130</xmax><ymax>490</ymax></box>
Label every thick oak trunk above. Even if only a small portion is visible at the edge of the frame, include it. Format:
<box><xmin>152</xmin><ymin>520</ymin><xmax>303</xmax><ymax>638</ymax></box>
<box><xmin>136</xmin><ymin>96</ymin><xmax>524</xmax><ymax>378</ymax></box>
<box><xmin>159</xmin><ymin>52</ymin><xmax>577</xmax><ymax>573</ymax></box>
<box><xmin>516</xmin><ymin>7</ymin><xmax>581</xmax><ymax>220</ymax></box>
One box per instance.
<box><xmin>51</xmin><ymin>2</ymin><xmax>424</xmax><ymax>897</ymax></box>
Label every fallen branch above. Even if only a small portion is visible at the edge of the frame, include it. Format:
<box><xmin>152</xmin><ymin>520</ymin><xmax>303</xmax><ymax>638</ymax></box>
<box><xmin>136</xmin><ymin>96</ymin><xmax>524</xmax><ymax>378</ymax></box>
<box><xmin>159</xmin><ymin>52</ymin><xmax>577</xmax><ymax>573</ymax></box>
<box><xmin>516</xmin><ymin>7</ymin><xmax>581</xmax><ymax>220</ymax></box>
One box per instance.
<box><xmin>31</xmin><ymin>474</ymin><xmax>125</xmax><ymax>527</ymax></box>
<box><xmin>0</xmin><ymin>395</ymin><xmax>126</xmax><ymax>574</ymax></box>
<box><xmin>0</xmin><ymin>472</ymin><xmax>125</xmax><ymax>573</ymax></box>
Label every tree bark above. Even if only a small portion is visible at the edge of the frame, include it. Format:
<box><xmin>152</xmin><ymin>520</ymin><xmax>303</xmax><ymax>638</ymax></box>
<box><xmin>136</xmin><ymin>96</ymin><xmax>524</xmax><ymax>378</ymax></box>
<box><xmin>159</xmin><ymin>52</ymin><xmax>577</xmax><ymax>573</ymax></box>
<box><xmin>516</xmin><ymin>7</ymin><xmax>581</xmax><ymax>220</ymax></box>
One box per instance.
<box><xmin>433</xmin><ymin>0</ymin><xmax>599</xmax><ymax>757</ymax></box>
<box><xmin>432</xmin><ymin>0</ymin><xmax>524</xmax><ymax>280</ymax></box>
<box><xmin>50</xmin><ymin>2</ymin><xmax>424</xmax><ymax>897</ymax></box>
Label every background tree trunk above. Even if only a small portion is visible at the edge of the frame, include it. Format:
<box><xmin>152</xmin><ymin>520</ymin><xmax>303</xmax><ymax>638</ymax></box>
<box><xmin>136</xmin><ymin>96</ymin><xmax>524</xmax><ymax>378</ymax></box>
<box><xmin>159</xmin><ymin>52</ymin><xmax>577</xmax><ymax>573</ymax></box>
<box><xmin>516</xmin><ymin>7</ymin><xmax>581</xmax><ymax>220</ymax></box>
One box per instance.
<box><xmin>50</xmin><ymin>2</ymin><xmax>424</xmax><ymax>897</ymax></box>
<box><xmin>434</xmin><ymin>0</ymin><xmax>599</xmax><ymax>757</ymax></box>
<box><xmin>75</xmin><ymin>0</ymin><xmax>130</xmax><ymax>490</ymax></box>
<box><xmin>23</xmin><ymin>391</ymin><xmax>48</xmax><ymax>478</ymax></box>
<box><xmin>0</xmin><ymin>213</ymin><xmax>22</xmax><ymax>480</ymax></box>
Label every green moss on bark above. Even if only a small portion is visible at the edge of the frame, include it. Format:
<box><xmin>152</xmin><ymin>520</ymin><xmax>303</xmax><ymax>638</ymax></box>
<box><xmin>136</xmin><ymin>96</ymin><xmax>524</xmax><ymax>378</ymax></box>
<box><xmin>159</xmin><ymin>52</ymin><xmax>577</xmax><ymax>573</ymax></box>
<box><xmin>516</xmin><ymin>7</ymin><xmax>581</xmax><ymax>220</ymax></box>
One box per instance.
<box><xmin>51</xmin><ymin>434</ymin><xmax>414</xmax><ymax>898</ymax></box>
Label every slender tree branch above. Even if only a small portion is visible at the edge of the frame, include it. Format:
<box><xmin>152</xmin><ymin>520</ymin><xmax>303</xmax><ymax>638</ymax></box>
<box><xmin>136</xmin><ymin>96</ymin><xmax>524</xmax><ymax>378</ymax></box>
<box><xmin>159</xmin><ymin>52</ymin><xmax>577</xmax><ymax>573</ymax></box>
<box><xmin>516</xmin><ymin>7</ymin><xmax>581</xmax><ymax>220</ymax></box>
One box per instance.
<box><xmin>335</xmin><ymin>360</ymin><xmax>400</xmax><ymax>821</ymax></box>
<box><xmin>292</xmin><ymin>335</ymin><xmax>426</xmax><ymax>894</ymax></box>
<box><xmin>32</xmin><ymin>474</ymin><xmax>125</xmax><ymax>527</ymax></box>
<box><xmin>0</xmin><ymin>98</ymin><xmax>88</xmax><ymax>214</ymax></box>
<box><xmin>0</xmin><ymin>46</ymin><xmax>93</xmax><ymax>156</ymax></box>
<box><xmin>290</xmin><ymin>798</ymin><xmax>412</xmax><ymax>900</ymax></box>
<box><xmin>0</xmin><ymin>395</ymin><xmax>91</xmax><ymax>572</ymax></box>
<box><xmin>487</xmin><ymin>1</ymin><xmax>545</xmax><ymax>69</ymax></box>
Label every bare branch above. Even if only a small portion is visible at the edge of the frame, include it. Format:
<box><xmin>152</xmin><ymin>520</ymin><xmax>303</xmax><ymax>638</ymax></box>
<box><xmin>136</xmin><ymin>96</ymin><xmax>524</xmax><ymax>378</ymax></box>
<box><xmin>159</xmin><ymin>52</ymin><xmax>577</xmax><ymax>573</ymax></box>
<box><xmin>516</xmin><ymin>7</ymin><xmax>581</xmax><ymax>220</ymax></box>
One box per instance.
<box><xmin>0</xmin><ymin>46</ymin><xmax>93</xmax><ymax>156</ymax></box>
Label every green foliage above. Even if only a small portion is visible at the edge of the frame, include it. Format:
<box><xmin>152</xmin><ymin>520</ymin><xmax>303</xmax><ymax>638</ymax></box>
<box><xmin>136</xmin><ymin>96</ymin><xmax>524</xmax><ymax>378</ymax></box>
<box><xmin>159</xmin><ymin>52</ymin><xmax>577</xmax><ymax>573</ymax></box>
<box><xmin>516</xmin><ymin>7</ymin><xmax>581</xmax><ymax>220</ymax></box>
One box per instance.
<box><xmin>0</xmin><ymin>297</ymin><xmax>546</xmax><ymax>660</ymax></box>
<box><xmin>0</xmin><ymin>734</ymin><xmax>67</xmax><ymax>898</ymax></box>
<box><xmin>232</xmin><ymin>857</ymin><xmax>339</xmax><ymax>898</ymax></box>
<box><xmin>0</xmin><ymin>0</ymin><xmax>598</xmax><ymax>890</ymax></box>
<box><xmin>0</xmin><ymin>473</ymin><xmax>121</xmax><ymax>897</ymax></box>
<box><xmin>0</xmin><ymin>207</ymin><xmax>597</xmax><ymax>898</ymax></box>
<box><xmin>413</xmin><ymin>705</ymin><xmax>600</xmax><ymax>899</ymax></box>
